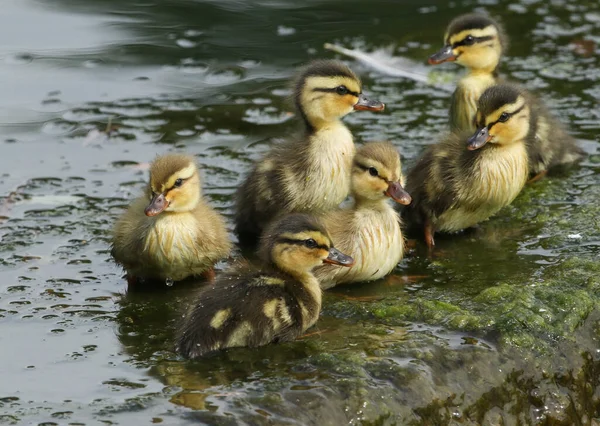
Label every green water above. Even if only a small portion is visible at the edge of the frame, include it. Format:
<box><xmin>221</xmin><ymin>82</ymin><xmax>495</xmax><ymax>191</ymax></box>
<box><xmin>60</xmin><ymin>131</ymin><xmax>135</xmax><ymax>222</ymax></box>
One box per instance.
<box><xmin>1</xmin><ymin>0</ymin><xmax>599</xmax><ymax>424</ymax></box>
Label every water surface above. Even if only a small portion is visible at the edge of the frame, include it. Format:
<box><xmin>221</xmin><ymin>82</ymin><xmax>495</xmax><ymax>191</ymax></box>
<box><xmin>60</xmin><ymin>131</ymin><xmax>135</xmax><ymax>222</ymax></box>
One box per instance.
<box><xmin>1</xmin><ymin>0</ymin><xmax>599</xmax><ymax>424</ymax></box>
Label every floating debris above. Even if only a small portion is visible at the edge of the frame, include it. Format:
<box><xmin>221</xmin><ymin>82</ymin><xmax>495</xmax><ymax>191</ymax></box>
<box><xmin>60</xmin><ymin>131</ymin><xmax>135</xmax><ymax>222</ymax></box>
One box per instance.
<box><xmin>83</xmin><ymin>117</ymin><xmax>119</xmax><ymax>146</ymax></box>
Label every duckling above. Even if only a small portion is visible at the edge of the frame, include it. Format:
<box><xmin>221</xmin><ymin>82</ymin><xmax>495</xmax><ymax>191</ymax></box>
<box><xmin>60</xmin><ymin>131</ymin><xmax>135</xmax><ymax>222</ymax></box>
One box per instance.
<box><xmin>176</xmin><ymin>213</ymin><xmax>354</xmax><ymax>358</ymax></box>
<box><xmin>314</xmin><ymin>142</ymin><xmax>411</xmax><ymax>289</ymax></box>
<box><xmin>235</xmin><ymin>60</ymin><xmax>385</xmax><ymax>246</ymax></box>
<box><xmin>429</xmin><ymin>13</ymin><xmax>506</xmax><ymax>133</ymax></box>
<box><xmin>429</xmin><ymin>15</ymin><xmax>583</xmax><ymax>177</ymax></box>
<box><xmin>111</xmin><ymin>154</ymin><xmax>231</xmax><ymax>285</ymax></box>
<box><xmin>405</xmin><ymin>84</ymin><xmax>533</xmax><ymax>249</ymax></box>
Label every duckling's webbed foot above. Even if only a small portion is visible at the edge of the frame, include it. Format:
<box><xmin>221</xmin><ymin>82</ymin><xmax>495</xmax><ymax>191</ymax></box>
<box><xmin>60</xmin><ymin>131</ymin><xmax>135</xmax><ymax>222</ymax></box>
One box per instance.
<box><xmin>527</xmin><ymin>170</ymin><xmax>547</xmax><ymax>184</ymax></box>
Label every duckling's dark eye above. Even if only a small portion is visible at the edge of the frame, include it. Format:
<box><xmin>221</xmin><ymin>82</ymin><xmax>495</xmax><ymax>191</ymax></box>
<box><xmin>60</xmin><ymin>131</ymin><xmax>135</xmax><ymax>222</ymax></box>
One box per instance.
<box><xmin>336</xmin><ymin>85</ymin><xmax>349</xmax><ymax>96</ymax></box>
<box><xmin>304</xmin><ymin>239</ymin><xmax>318</xmax><ymax>249</ymax></box>
<box><xmin>498</xmin><ymin>112</ymin><xmax>510</xmax><ymax>123</ymax></box>
<box><xmin>368</xmin><ymin>167</ymin><xmax>379</xmax><ymax>177</ymax></box>
<box><xmin>464</xmin><ymin>35</ymin><xmax>475</xmax><ymax>45</ymax></box>
<box><xmin>174</xmin><ymin>178</ymin><xmax>184</xmax><ymax>187</ymax></box>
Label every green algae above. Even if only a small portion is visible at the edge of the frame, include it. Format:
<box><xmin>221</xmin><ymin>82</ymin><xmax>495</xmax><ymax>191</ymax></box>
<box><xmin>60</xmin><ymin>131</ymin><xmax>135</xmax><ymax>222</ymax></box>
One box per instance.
<box><xmin>322</xmin><ymin>165</ymin><xmax>600</xmax><ymax>358</ymax></box>
<box><xmin>332</xmin><ymin>257</ymin><xmax>600</xmax><ymax>354</ymax></box>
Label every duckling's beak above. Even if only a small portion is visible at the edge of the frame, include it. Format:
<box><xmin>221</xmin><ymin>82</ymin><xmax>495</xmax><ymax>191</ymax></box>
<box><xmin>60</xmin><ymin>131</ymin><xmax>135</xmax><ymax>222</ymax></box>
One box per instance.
<box><xmin>428</xmin><ymin>45</ymin><xmax>457</xmax><ymax>65</ymax></box>
<box><xmin>324</xmin><ymin>247</ymin><xmax>354</xmax><ymax>267</ymax></box>
<box><xmin>385</xmin><ymin>181</ymin><xmax>412</xmax><ymax>205</ymax></box>
<box><xmin>145</xmin><ymin>193</ymin><xmax>169</xmax><ymax>217</ymax></box>
<box><xmin>467</xmin><ymin>127</ymin><xmax>492</xmax><ymax>150</ymax></box>
<box><xmin>354</xmin><ymin>94</ymin><xmax>385</xmax><ymax>112</ymax></box>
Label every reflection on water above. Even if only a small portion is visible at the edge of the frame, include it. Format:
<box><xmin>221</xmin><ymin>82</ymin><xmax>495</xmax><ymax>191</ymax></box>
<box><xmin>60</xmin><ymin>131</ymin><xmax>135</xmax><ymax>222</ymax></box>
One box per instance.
<box><xmin>0</xmin><ymin>0</ymin><xmax>599</xmax><ymax>423</ymax></box>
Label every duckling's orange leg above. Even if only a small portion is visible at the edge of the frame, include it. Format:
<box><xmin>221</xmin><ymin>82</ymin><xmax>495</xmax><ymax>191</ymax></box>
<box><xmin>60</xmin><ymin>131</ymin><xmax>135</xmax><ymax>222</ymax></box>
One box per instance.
<box><xmin>424</xmin><ymin>219</ymin><xmax>435</xmax><ymax>251</ymax></box>
<box><xmin>527</xmin><ymin>170</ymin><xmax>547</xmax><ymax>184</ymax></box>
<box><xmin>299</xmin><ymin>329</ymin><xmax>329</xmax><ymax>339</ymax></box>
<box><xmin>202</xmin><ymin>268</ymin><xmax>216</xmax><ymax>282</ymax></box>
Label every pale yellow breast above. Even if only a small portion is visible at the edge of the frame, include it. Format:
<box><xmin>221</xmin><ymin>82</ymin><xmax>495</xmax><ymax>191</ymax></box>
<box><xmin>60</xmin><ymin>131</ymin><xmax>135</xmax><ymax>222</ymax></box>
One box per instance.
<box><xmin>455</xmin><ymin>73</ymin><xmax>496</xmax><ymax>132</ymax></box>
<box><xmin>143</xmin><ymin>213</ymin><xmax>209</xmax><ymax>280</ymax></box>
<box><xmin>284</xmin><ymin>122</ymin><xmax>355</xmax><ymax>211</ymax></box>
<box><xmin>317</xmin><ymin>204</ymin><xmax>403</xmax><ymax>288</ymax></box>
<box><xmin>438</xmin><ymin>143</ymin><xmax>529</xmax><ymax>232</ymax></box>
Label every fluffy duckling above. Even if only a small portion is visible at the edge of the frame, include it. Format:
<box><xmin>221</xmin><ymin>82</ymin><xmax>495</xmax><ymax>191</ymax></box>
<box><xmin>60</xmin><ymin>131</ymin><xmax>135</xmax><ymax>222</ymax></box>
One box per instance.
<box><xmin>235</xmin><ymin>60</ymin><xmax>385</xmax><ymax>246</ymax></box>
<box><xmin>111</xmin><ymin>154</ymin><xmax>231</xmax><ymax>285</ymax></box>
<box><xmin>405</xmin><ymin>84</ymin><xmax>534</xmax><ymax>249</ymax></box>
<box><xmin>474</xmin><ymin>83</ymin><xmax>583</xmax><ymax>178</ymax></box>
<box><xmin>177</xmin><ymin>213</ymin><xmax>354</xmax><ymax>358</ymax></box>
<box><xmin>429</xmin><ymin>13</ymin><xmax>506</xmax><ymax>133</ymax></box>
<box><xmin>314</xmin><ymin>142</ymin><xmax>411</xmax><ymax>289</ymax></box>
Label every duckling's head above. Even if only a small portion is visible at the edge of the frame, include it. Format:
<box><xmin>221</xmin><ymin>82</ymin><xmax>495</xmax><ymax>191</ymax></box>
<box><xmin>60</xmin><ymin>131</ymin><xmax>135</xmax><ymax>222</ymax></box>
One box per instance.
<box><xmin>429</xmin><ymin>14</ymin><xmax>506</xmax><ymax>72</ymax></box>
<box><xmin>259</xmin><ymin>213</ymin><xmax>354</xmax><ymax>275</ymax></box>
<box><xmin>467</xmin><ymin>84</ymin><xmax>531</xmax><ymax>150</ymax></box>
<box><xmin>351</xmin><ymin>142</ymin><xmax>411</xmax><ymax>205</ymax></box>
<box><xmin>144</xmin><ymin>154</ymin><xmax>201</xmax><ymax>216</ymax></box>
<box><xmin>294</xmin><ymin>60</ymin><xmax>384</xmax><ymax>130</ymax></box>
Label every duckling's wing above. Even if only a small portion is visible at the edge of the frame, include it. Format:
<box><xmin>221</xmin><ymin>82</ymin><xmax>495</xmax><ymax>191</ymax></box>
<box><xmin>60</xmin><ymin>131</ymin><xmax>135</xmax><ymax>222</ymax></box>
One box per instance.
<box><xmin>176</xmin><ymin>272</ymin><xmax>253</xmax><ymax>358</ymax></box>
<box><xmin>404</xmin><ymin>139</ymin><xmax>463</xmax><ymax>226</ymax></box>
<box><xmin>111</xmin><ymin>196</ymin><xmax>152</xmax><ymax>271</ymax></box>
<box><xmin>404</xmin><ymin>149</ymin><xmax>441</xmax><ymax>224</ymax></box>
<box><xmin>235</xmin><ymin>137</ymin><xmax>311</xmax><ymax>244</ymax></box>
<box><xmin>526</xmin><ymin>95</ymin><xmax>584</xmax><ymax>174</ymax></box>
<box><xmin>176</xmin><ymin>271</ymin><xmax>304</xmax><ymax>359</ymax></box>
<box><xmin>235</xmin><ymin>147</ymin><xmax>291</xmax><ymax>245</ymax></box>
<box><xmin>192</xmin><ymin>203</ymin><xmax>232</xmax><ymax>262</ymax></box>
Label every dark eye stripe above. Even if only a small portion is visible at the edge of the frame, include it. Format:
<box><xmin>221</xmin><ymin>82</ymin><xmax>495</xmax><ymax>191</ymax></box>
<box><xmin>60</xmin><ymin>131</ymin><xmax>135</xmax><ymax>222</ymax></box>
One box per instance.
<box><xmin>487</xmin><ymin>104</ymin><xmax>525</xmax><ymax>130</ymax></box>
<box><xmin>355</xmin><ymin>163</ymin><xmax>388</xmax><ymax>182</ymax></box>
<box><xmin>168</xmin><ymin>177</ymin><xmax>188</xmax><ymax>191</ymax></box>
<box><xmin>277</xmin><ymin>237</ymin><xmax>329</xmax><ymax>251</ymax></box>
<box><xmin>452</xmin><ymin>35</ymin><xmax>494</xmax><ymax>48</ymax></box>
<box><xmin>313</xmin><ymin>87</ymin><xmax>360</xmax><ymax>97</ymax></box>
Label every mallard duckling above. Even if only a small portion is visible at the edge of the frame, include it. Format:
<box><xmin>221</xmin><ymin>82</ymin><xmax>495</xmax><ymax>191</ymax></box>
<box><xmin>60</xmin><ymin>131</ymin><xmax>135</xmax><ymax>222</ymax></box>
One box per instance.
<box><xmin>314</xmin><ymin>142</ymin><xmax>411</xmax><ymax>289</ymax></box>
<box><xmin>176</xmin><ymin>213</ymin><xmax>354</xmax><ymax>358</ymax></box>
<box><xmin>429</xmin><ymin>16</ymin><xmax>583</xmax><ymax>177</ymax></box>
<box><xmin>429</xmin><ymin>13</ymin><xmax>506</xmax><ymax>133</ymax></box>
<box><xmin>111</xmin><ymin>154</ymin><xmax>231</xmax><ymax>285</ymax></box>
<box><xmin>405</xmin><ymin>84</ymin><xmax>533</xmax><ymax>249</ymax></box>
<box><xmin>477</xmin><ymin>84</ymin><xmax>583</xmax><ymax>178</ymax></box>
<box><xmin>235</xmin><ymin>60</ymin><xmax>385</xmax><ymax>245</ymax></box>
